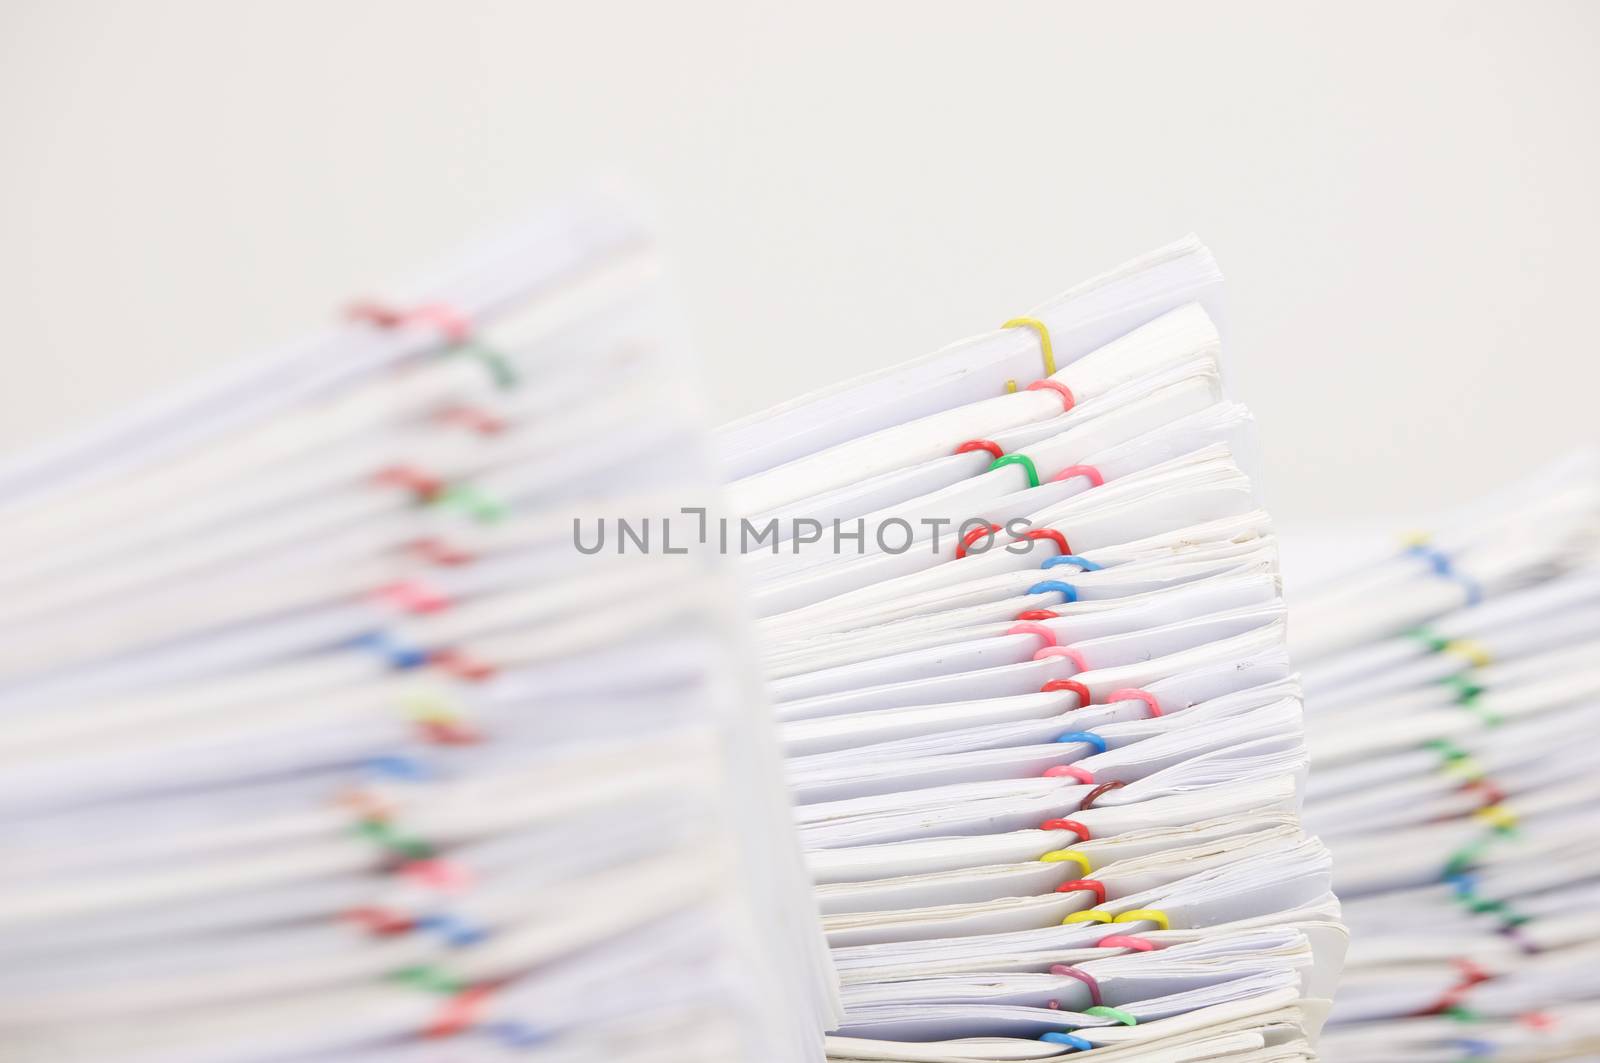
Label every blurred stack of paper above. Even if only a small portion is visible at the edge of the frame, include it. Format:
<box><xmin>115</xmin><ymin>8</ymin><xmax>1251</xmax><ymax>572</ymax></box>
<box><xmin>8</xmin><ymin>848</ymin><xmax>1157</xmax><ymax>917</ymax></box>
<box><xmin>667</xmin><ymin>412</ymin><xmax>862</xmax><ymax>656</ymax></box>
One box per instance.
<box><xmin>1289</xmin><ymin>453</ymin><xmax>1600</xmax><ymax>1062</ymax></box>
<box><xmin>718</xmin><ymin>237</ymin><xmax>1347</xmax><ymax>1060</ymax></box>
<box><xmin>0</xmin><ymin>196</ymin><xmax>835</xmax><ymax>1063</ymax></box>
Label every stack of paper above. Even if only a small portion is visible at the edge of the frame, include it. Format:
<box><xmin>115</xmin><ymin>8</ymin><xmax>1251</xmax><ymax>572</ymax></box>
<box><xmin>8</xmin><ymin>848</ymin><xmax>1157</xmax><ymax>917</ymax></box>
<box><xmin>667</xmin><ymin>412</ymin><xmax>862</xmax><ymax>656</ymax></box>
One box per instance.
<box><xmin>1288</xmin><ymin>455</ymin><xmax>1600</xmax><ymax>1062</ymax></box>
<box><xmin>0</xmin><ymin>197</ymin><xmax>835</xmax><ymax>1063</ymax></box>
<box><xmin>718</xmin><ymin>237</ymin><xmax>1347</xmax><ymax>1060</ymax></box>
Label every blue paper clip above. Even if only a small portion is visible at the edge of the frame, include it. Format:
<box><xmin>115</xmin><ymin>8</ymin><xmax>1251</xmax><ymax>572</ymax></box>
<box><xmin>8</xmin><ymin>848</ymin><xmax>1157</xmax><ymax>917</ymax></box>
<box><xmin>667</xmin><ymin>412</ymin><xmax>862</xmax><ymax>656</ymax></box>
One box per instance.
<box><xmin>365</xmin><ymin>753</ymin><xmax>430</xmax><ymax>781</ymax></box>
<box><xmin>1028</xmin><ymin>579</ymin><xmax>1079</xmax><ymax>602</ymax></box>
<box><xmin>1042</xmin><ymin>554</ymin><xmax>1102</xmax><ymax>571</ymax></box>
<box><xmin>1055</xmin><ymin>731</ymin><xmax>1107</xmax><ymax>754</ymax></box>
<box><xmin>486</xmin><ymin>1021</ymin><xmax>550</xmax><ymax>1047</ymax></box>
<box><xmin>1406</xmin><ymin>543</ymin><xmax>1483</xmax><ymax>606</ymax></box>
<box><xmin>1040</xmin><ymin>1031</ymin><xmax>1094</xmax><ymax>1050</ymax></box>
<box><xmin>353</xmin><ymin>631</ymin><xmax>429</xmax><ymax>670</ymax></box>
<box><xmin>415</xmin><ymin>912</ymin><xmax>490</xmax><ymax>948</ymax></box>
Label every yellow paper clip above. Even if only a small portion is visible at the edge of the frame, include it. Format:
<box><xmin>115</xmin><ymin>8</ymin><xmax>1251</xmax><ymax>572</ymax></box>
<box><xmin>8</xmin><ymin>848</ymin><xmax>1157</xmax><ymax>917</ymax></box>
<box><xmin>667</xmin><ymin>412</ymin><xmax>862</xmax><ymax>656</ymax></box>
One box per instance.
<box><xmin>1063</xmin><ymin>909</ymin><xmax>1114</xmax><ymax>924</ymax></box>
<box><xmin>1114</xmin><ymin>908</ymin><xmax>1171</xmax><ymax>930</ymax></box>
<box><xmin>1445</xmin><ymin>639</ymin><xmax>1494</xmax><ymax>669</ymax></box>
<box><xmin>1441</xmin><ymin>755</ymin><xmax>1486</xmax><ymax>782</ymax></box>
<box><xmin>400</xmin><ymin>686</ymin><xmax>468</xmax><ymax>726</ymax></box>
<box><xmin>1039</xmin><ymin>850</ymin><xmax>1093</xmax><ymax>877</ymax></box>
<box><xmin>1475</xmin><ymin>805</ymin><xmax>1519</xmax><ymax>832</ymax></box>
<box><xmin>1002</xmin><ymin>317</ymin><xmax>1056</xmax><ymax>393</ymax></box>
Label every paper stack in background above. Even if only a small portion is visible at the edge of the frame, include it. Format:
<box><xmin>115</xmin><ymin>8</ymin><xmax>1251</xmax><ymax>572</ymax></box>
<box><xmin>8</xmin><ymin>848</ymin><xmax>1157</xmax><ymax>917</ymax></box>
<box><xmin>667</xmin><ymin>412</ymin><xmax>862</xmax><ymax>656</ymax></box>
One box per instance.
<box><xmin>0</xmin><ymin>196</ymin><xmax>835</xmax><ymax>1063</ymax></box>
<box><xmin>718</xmin><ymin>237</ymin><xmax>1347</xmax><ymax>1060</ymax></box>
<box><xmin>1287</xmin><ymin>454</ymin><xmax>1600</xmax><ymax>1062</ymax></box>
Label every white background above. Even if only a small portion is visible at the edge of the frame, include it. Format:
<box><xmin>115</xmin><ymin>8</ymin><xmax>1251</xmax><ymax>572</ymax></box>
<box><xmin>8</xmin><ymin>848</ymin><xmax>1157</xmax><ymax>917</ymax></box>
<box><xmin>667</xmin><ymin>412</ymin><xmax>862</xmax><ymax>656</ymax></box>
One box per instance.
<box><xmin>2</xmin><ymin>1</ymin><xmax>1596</xmax><ymax>526</ymax></box>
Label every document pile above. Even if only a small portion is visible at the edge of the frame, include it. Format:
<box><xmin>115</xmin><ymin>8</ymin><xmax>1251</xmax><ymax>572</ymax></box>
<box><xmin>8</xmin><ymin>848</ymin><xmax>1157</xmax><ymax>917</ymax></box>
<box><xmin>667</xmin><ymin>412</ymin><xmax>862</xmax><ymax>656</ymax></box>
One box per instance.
<box><xmin>719</xmin><ymin>237</ymin><xmax>1347</xmax><ymax>1060</ymax></box>
<box><xmin>0</xmin><ymin>198</ymin><xmax>834</xmax><ymax>1063</ymax></box>
<box><xmin>1291</xmin><ymin>454</ymin><xmax>1600</xmax><ymax>1062</ymax></box>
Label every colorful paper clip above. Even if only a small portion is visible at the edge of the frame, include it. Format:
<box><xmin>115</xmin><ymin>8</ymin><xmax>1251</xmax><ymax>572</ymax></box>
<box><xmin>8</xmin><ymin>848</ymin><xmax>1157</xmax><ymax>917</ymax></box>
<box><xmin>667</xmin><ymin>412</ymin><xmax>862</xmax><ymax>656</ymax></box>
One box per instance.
<box><xmin>1027</xmin><ymin>378</ymin><xmax>1076</xmax><ymax>412</ymax></box>
<box><xmin>1028</xmin><ymin>579</ymin><xmax>1079</xmax><ymax>602</ymax></box>
<box><xmin>1039</xmin><ymin>849</ymin><xmax>1093</xmax><ymax>875</ymax></box>
<box><xmin>1040</xmin><ymin>678</ymin><xmax>1092</xmax><ymax>705</ymax></box>
<box><xmin>1055</xmin><ymin>731</ymin><xmax>1107</xmax><ymax>754</ymax></box>
<box><xmin>1039</xmin><ymin>818</ymin><xmax>1092</xmax><ymax>841</ymax></box>
<box><xmin>356</xmin><ymin>631</ymin><xmax>430</xmax><ymax>670</ymax></box>
<box><xmin>1053</xmin><ymin>464</ymin><xmax>1105</xmax><ymax>487</ymax></box>
<box><xmin>1043</xmin><ymin>553</ymin><xmax>1101</xmax><ymax>571</ymax></box>
<box><xmin>348</xmin><ymin>301</ymin><xmax>518</xmax><ymax>389</ymax></box>
<box><xmin>415</xmin><ymin>912</ymin><xmax>490</xmax><ymax>949</ymax></box>
<box><xmin>378</xmin><ymin>579</ymin><xmax>452</xmax><ymax>615</ymax></box>
<box><xmin>1106</xmin><ymin>688</ymin><xmax>1162</xmax><ymax>717</ymax></box>
<box><xmin>435</xmin><ymin>404</ymin><xmax>507</xmax><ymax>436</ymax></box>
<box><xmin>1056</xmin><ymin>879</ymin><xmax>1107</xmax><ymax>904</ymax></box>
<box><xmin>434</xmin><ymin>484</ymin><xmax>509</xmax><ymax>524</ymax></box>
<box><xmin>1038</xmin><ymin>1032</ymin><xmax>1093</xmax><ymax>1050</ymax></box>
<box><xmin>1063</xmin><ymin>909</ymin><xmax>1113</xmax><ymax>924</ymax></box>
<box><xmin>955</xmin><ymin>439</ymin><xmax>1005</xmax><ymax>460</ymax></box>
<box><xmin>375</xmin><ymin>464</ymin><xmax>446</xmax><ymax>502</ymax></box>
<box><xmin>1016</xmin><ymin>527</ymin><xmax>1073</xmax><ymax>556</ymax></box>
<box><xmin>1078</xmin><ymin>780</ymin><xmax>1126</xmax><ymax>810</ymax></box>
<box><xmin>425</xmin><ymin>982</ymin><xmax>497</xmax><ymax>1038</ymax></box>
<box><xmin>957</xmin><ymin>522</ymin><xmax>1003</xmax><ymax>559</ymax></box>
<box><xmin>1404</xmin><ymin>538</ymin><xmax>1484</xmax><ymax>606</ymax></box>
<box><xmin>989</xmin><ymin>453</ymin><xmax>1041</xmax><ymax>487</ymax></box>
<box><xmin>1050</xmin><ymin>965</ymin><xmax>1103</xmax><ymax>1006</ymax></box>
<box><xmin>1002</xmin><ymin>317</ymin><xmax>1056</xmax><ymax>393</ymax></box>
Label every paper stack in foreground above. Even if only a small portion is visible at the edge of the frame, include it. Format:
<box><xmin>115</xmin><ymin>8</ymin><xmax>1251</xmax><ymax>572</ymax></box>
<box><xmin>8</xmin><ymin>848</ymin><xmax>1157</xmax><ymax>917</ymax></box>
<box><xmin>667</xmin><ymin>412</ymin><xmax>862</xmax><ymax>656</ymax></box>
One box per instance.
<box><xmin>1288</xmin><ymin>454</ymin><xmax>1600</xmax><ymax>1062</ymax></box>
<box><xmin>0</xmin><ymin>197</ymin><xmax>834</xmax><ymax>1063</ymax></box>
<box><xmin>718</xmin><ymin>236</ymin><xmax>1347</xmax><ymax>1060</ymax></box>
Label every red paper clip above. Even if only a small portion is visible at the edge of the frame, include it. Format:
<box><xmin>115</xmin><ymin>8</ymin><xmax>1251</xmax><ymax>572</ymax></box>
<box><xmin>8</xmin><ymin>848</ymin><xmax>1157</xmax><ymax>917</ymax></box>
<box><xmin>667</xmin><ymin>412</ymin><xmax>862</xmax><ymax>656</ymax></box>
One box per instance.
<box><xmin>425</xmin><ymin>982</ymin><xmax>497</xmax><ymax>1038</ymax></box>
<box><xmin>436</xmin><ymin>404</ymin><xmax>508</xmax><ymax>436</ymax></box>
<box><xmin>1016</xmin><ymin>528</ymin><xmax>1073</xmax><ymax>556</ymax></box>
<box><xmin>1041</xmin><ymin>679</ymin><xmax>1092</xmax><ymax>705</ymax></box>
<box><xmin>346</xmin><ymin>905</ymin><xmax>415</xmax><ymax>935</ymax></box>
<box><xmin>1056</xmin><ymin>879</ymin><xmax>1107</xmax><ymax>904</ymax></box>
<box><xmin>412</xmin><ymin>538</ymin><xmax>475</xmax><ymax>567</ymax></box>
<box><xmin>375</xmin><ymin>465</ymin><xmax>445</xmax><ymax>502</ymax></box>
<box><xmin>429</xmin><ymin>648</ymin><xmax>498</xmax><ymax>683</ymax></box>
<box><xmin>956</xmin><ymin>522</ymin><xmax>1003</xmax><ymax>559</ymax></box>
<box><xmin>954</xmin><ymin>439</ymin><xmax>1005</xmax><ymax>460</ymax></box>
<box><xmin>1017</xmin><ymin>609</ymin><xmax>1060</xmax><ymax>621</ymax></box>
<box><xmin>1039</xmin><ymin>818</ymin><xmax>1092</xmax><ymax>841</ymax></box>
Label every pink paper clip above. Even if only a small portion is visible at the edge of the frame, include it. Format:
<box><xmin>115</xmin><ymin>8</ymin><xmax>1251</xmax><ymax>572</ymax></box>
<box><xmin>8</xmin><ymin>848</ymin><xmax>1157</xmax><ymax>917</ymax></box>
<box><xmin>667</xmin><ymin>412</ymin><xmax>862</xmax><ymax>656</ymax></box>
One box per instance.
<box><xmin>1052</xmin><ymin>464</ymin><xmax>1105</xmax><ymax>487</ymax></box>
<box><xmin>1107</xmin><ymin>688</ymin><xmax>1162</xmax><ymax>718</ymax></box>
<box><xmin>349</xmin><ymin>300</ymin><xmax>473</xmax><ymax>344</ymax></box>
<box><xmin>1026</xmin><ymin>379</ymin><xmax>1076</xmax><ymax>412</ymax></box>
<box><xmin>378</xmin><ymin>580</ymin><xmax>452</xmax><ymax>615</ymax></box>
<box><xmin>402</xmin><ymin>857</ymin><xmax>474</xmax><ymax>894</ymax></box>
